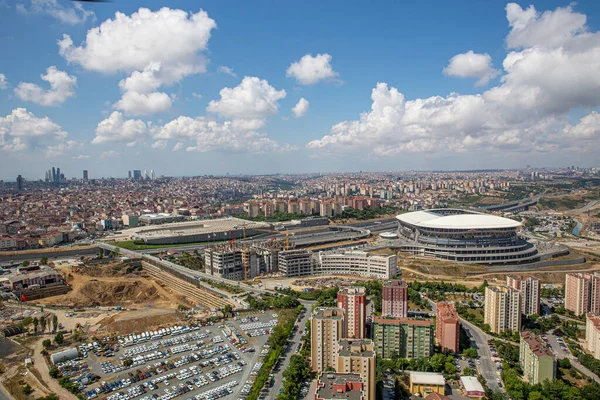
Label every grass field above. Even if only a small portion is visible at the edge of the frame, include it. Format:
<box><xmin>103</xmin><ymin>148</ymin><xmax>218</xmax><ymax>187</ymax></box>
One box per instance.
<box><xmin>111</xmin><ymin>240</ymin><xmax>226</xmax><ymax>250</ymax></box>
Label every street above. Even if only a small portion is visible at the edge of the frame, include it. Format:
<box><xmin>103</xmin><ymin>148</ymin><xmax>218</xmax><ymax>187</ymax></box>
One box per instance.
<box><xmin>459</xmin><ymin>318</ymin><xmax>502</xmax><ymax>393</ymax></box>
<box><xmin>267</xmin><ymin>301</ymin><xmax>311</xmax><ymax>397</ymax></box>
<box><xmin>545</xmin><ymin>329</ymin><xmax>600</xmax><ymax>384</ymax></box>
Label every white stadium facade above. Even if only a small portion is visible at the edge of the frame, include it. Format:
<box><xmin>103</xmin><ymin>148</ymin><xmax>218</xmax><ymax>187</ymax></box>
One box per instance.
<box><xmin>396</xmin><ymin>209</ymin><xmax>540</xmax><ymax>265</ymax></box>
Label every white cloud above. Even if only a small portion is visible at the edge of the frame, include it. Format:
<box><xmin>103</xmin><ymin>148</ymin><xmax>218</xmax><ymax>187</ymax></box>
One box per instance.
<box><xmin>217</xmin><ymin>66</ymin><xmax>237</xmax><ymax>78</ymax></box>
<box><xmin>443</xmin><ymin>51</ymin><xmax>500</xmax><ymax>86</ymax></box>
<box><xmin>192</xmin><ymin>92</ymin><xmax>202</xmax><ymax>99</ymax></box>
<box><xmin>172</xmin><ymin>142</ymin><xmax>184</xmax><ymax>151</ymax></box>
<box><xmin>73</xmin><ymin>154</ymin><xmax>90</xmax><ymax>160</ymax></box>
<box><xmin>0</xmin><ymin>108</ymin><xmax>67</xmax><ymax>153</ymax></box>
<box><xmin>14</xmin><ymin>66</ymin><xmax>76</xmax><ymax>106</ymax></box>
<box><xmin>291</xmin><ymin>98</ymin><xmax>309</xmax><ymax>118</ymax></box>
<box><xmin>207</xmin><ymin>76</ymin><xmax>286</xmax><ymax>120</ymax></box>
<box><xmin>46</xmin><ymin>140</ymin><xmax>79</xmax><ymax>157</ymax></box>
<box><xmin>308</xmin><ymin>4</ymin><xmax>600</xmax><ymax>159</ymax></box>
<box><xmin>93</xmin><ymin>111</ymin><xmax>151</xmax><ymax>145</ymax></box>
<box><xmin>0</xmin><ymin>73</ymin><xmax>7</xmax><ymax>89</ymax></box>
<box><xmin>286</xmin><ymin>53</ymin><xmax>339</xmax><ymax>85</ymax></box>
<box><xmin>17</xmin><ymin>0</ymin><xmax>94</xmax><ymax>25</ymax></box>
<box><xmin>151</xmin><ymin>140</ymin><xmax>167</xmax><ymax>149</ymax></box>
<box><xmin>100</xmin><ymin>150</ymin><xmax>120</xmax><ymax>159</ymax></box>
<box><xmin>59</xmin><ymin>7</ymin><xmax>216</xmax><ymax>115</ymax></box>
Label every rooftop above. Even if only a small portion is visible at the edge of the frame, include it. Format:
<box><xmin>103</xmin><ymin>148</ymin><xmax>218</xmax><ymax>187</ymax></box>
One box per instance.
<box><xmin>338</xmin><ymin>339</ymin><xmax>375</xmax><ymax>358</ymax></box>
<box><xmin>409</xmin><ymin>371</ymin><xmax>445</xmax><ymax>386</ymax></box>
<box><xmin>521</xmin><ymin>330</ymin><xmax>554</xmax><ymax>357</ymax></box>
<box><xmin>313</xmin><ymin>307</ymin><xmax>344</xmax><ymax>320</ymax></box>
<box><xmin>397</xmin><ymin>209</ymin><xmax>521</xmax><ymax>230</ymax></box>
<box><xmin>374</xmin><ymin>317</ymin><xmax>434</xmax><ymax>326</ymax></box>
<box><xmin>315</xmin><ymin>373</ymin><xmax>365</xmax><ymax>400</ymax></box>
<box><xmin>460</xmin><ymin>376</ymin><xmax>485</xmax><ymax>394</ymax></box>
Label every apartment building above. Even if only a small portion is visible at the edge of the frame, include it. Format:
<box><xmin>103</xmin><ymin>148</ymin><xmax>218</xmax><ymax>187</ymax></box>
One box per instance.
<box><xmin>506</xmin><ymin>275</ymin><xmax>540</xmax><ymax>316</ymax></box>
<box><xmin>436</xmin><ymin>302</ymin><xmax>460</xmax><ymax>354</ymax></box>
<box><xmin>484</xmin><ymin>286</ymin><xmax>522</xmax><ymax>334</ymax></box>
<box><xmin>382</xmin><ymin>280</ymin><xmax>408</xmax><ymax>318</ymax></box>
<box><xmin>337</xmin><ymin>287</ymin><xmax>367</xmax><ymax>339</ymax></box>
<box><xmin>565</xmin><ymin>272</ymin><xmax>600</xmax><ymax>316</ymax></box>
<box><xmin>314</xmin><ymin>373</ymin><xmax>366</xmax><ymax>400</ymax></box>
<box><xmin>519</xmin><ymin>330</ymin><xmax>556</xmax><ymax>385</ymax></box>
<box><xmin>311</xmin><ymin>307</ymin><xmax>345</xmax><ymax>372</ymax></box>
<box><xmin>372</xmin><ymin>317</ymin><xmax>434</xmax><ymax>359</ymax></box>
<box><xmin>278</xmin><ymin>249</ymin><xmax>313</xmax><ymax>277</ymax></box>
<box><xmin>585</xmin><ymin>313</ymin><xmax>600</xmax><ymax>359</ymax></box>
<box><xmin>336</xmin><ymin>339</ymin><xmax>376</xmax><ymax>400</ymax></box>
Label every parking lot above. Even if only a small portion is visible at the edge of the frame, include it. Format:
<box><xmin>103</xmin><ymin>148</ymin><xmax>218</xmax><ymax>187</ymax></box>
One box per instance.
<box><xmin>54</xmin><ymin>312</ymin><xmax>280</xmax><ymax>400</ymax></box>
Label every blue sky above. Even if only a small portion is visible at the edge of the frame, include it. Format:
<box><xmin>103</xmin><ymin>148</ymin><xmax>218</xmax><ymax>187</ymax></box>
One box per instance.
<box><xmin>1</xmin><ymin>0</ymin><xmax>600</xmax><ymax>179</ymax></box>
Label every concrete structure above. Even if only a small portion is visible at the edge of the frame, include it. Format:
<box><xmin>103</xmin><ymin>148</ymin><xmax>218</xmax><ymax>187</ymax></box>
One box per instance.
<box><xmin>372</xmin><ymin>317</ymin><xmax>434</xmax><ymax>359</ymax></box>
<box><xmin>459</xmin><ymin>376</ymin><xmax>485</xmax><ymax>399</ymax></box>
<box><xmin>382</xmin><ymin>280</ymin><xmax>408</xmax><ymax>318</ymax></box>
<box><xmin>278</xmin><ymin>249</ymin><xmax>313</xmax><ymax>277</ymax></box>
<box><xmin>409</xmin><ymin>372</ymin><xmax>445</xmax><ymax>397</ymax></box>
<box><xmin>506</xmin><ymin>275</ymin><xmax>540</xmax><ymax>316</ymax></box>
<box><xmin>121</xmin><ymin>214</ymin><xmax>139</xmax><ymax>227</ymax></box>
<box><xmin>314</xmin><ymin>373</ymin><xmax>365</xmax><ymax>400</ymax></box>
<box><xmin>519</xmin><ymin>330</ymin><xmax>556</xmax><ymax>385</ymax></box>
<box><xmin>396</xmin><ymin>209</ymin><xmax>539</xmax><ymax>264</ymax></box>
<box><xmin>50</xmin><ymin>347</ymin><xmax>79</xmax><ymax>365</ymax></box>
<box><xmin>316</xmin><ymin>250</ymin><xmax>397</xmax><ymax>279</ymax></box>
<box><xmin>139</xmin><ymin>213</ymin><xmax>185</xmax><ymax>225</ymax></box>
<box><xmin>484</xmin><ymin>286</ymin><xmax>521</xmax><ymax>334</ymax></box>
<box><xmin>337</xmin><ymin>287</ymin><xmax>367</xmax><ymax>339</ymax></box>
<box><xmin>585</xmin><ymin>313</ymin><xmax>600</xmax><ymax>359</ymax></box>
<box><xmin>312</xmin><ymin>308</ymin><xmax>345</xmax><ymax>372</ymax></box>
<box><xmin>565</xmin><ymin>272</ymin><xmax>600</xmax><ymax>316</ymax></box>
<box><xmin>436</xmin><ymin>301</ymin><xmax>460</xmax><ymax>354</ymax></box>
<box><xmin>336</xmin><ymin>339</ymin><xmax>375</xmax><ymax>400</ymax></box>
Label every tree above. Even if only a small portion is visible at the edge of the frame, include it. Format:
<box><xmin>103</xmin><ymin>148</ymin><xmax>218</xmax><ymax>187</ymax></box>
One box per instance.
<box><xmin>444</xmin><ymin>362</ymin><xmax>458</xmax><ymax>375</ymax></box>
<box><xmin>463</xmin><ymin>367</ymin><xmax>473</xmax><ymax>376</ymax></box>
<box><xmin>222</xmin><ymin>304</ymin><xmax>233</xmax><ymax>317</ymax></box>
<box><xmin>482</xmin><ymin>324</ymin><xmax>491</xmax><ymax>333</ymax></box>
<box><xmin>52</xmin><ymin>315</ymin><xmax>58</xmax><ymax>332</ymax></box>
<box><xmin>22</xmin><ymin>260</ymin><xmax>30</xmax><ymax>267</ymax></box>
<box><xmin>53</xmin><ymin>332</ymin><xmax>64</xmax><ymax>345</ymax></box>
<box><xmin>49</xmin><ymin>367</ymin><xmax>60</xmax><ymax>379</ymax></box>
<box><xmin>40</xmin><ymin>316</ymin><xmax>46</xmax><ymax>334</ymax></box>
<box><xmin>430</xmin><ymin>354</ymin><xmax>446</xmax><ymax>372</ymax></box>
<box><xmin>463</xmin><ymin>348</ymin><xmax>478</xmax><ymax>358</ymax></box>
<box><xmin>42</xmin><ymin>339</ymin><xmax>51</xmax><ymax>349</ymax></box>
<box><xmin>123</xmin><ymin>359</ymin><xmax>133</xmax><ymax>367</ymax></box>
<box><xmin>40</xmin><ymin>256</ymin><xmax>48</xmax><ymax>265</ymax></box>
<box><xmin>33</xmin><ymin>317</ymin><xmax>39</xmax><ymax>333</ymax></box>
<box><xmin>21</xmin><ymin>384</ymin><xmax>32</xmax><ymax>395</ymax></box>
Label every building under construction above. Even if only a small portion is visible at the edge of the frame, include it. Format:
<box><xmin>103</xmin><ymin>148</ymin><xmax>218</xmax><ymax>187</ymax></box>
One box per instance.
<box><xmin>204</xmin><ymin>239</ymin><xmax>290</xmax><ymax>281</ymax></box>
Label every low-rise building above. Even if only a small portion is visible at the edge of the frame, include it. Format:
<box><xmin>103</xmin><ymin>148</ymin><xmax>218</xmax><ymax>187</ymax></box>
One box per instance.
<box><xmin>519</xmin><ymin>330</ymin><xmax>556</xmax><ymax>385</ymax></box>
<box><xmin>409</xmin><ymin>372</ymin><xmax>445</xmax><ymax>397</ymax></box>
<box><xmin>460</xmin><ymin>376</ymin><xmax>485</xmax><ymax>399</ymax></box>
<box><xmin>316</xmin><ymin>250</ymin><xmax>398</xmax><ymax>279</ymax></box>
<box><xmin>314</xmin><ymin>373</ymin><xmax>365</xmax><ymax>400</ymax></box>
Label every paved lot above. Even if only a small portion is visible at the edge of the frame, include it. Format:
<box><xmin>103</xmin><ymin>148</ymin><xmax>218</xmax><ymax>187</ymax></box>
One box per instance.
<box><xmin>57</xmin><ymin>313</ymin><xmax>279</xmax><ymax>400</ymax></box>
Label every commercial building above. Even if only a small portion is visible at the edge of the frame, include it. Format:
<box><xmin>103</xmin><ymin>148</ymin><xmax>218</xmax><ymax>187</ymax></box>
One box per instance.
<box><xmin>382</xmin><ymin>280</ymin><xmax>408</xmax><ymax>318</ymax></box>
<box><xmin>83</xmin><ymin>170</ymin><xmax>88</xmax><ymax>181</ymax></box>
<box><xmin>314</xmin><ymin>373</ymin><xmax>365</xmax><ymax>400</ymax></box>
<box><xmin>372</xmin><ymin>317</ymin><xmax>434</xmax><ymax>359</ymax></box>
<box><xmin>519</xmin><ymin>330</ymin><xmax>556</xmax><ymax>384</ymax></box>
<box><xmin>396</xmin><ymin>209</ymin><xmax>539</xmax><ymax>264</ymax></box>
<box><xmin>311</xmin><ymin>308</ymin><xmax>345</xmax><ymax>372</ymax></box>
<box><xmin>316</xmin><ymin>250</ymin><xmax>398</xmax><ymax>279</ymax></box>
<box><xmin>436</xmin><ymin>302</ymin><xmax>460</xmax><ymax>354</ymax></box>
<box><xmin>121</xmin><ymin>214</ymin><xmax>139</xmax><ymax>227</ymax></box>
<box><xmin>459</xmin><ymin>376</ymin><xmax>485</xmax><ymax>399</ymax></box>
<box><xmin>409</xmin><ymin>372</ymin><xmax>445</xmax><ymax>397</ymax></box>
<box><xmin>484</xmin><ymin>286</ymin><xmax>521</xmax><ymax>334</ymax></box>
<box><xmin>585</xmin><ymin>314</ymin><xmax>600</xmax><ymax>359</ymax></box>
<box><xmin>337</xmin><ymin>287</ymin><xmax>367</xmax><ymax>339</ymax></box>
<box><xmin>139</xmin><ymin>213</ymin><xmax>185</xmax><ymax>225</ymax></box>
<box><xmin>506</xmin><ymin>275</ymin><xmax>540</xmax><ymax>316</ymax></box>
<box><xmin>336</xmin><ymin>339</ymin><xmax>376</xmax><ymax>400</ymax></box>
<box><xmin>565</xmin><ymin>272</ymin><xmax>600</xmax><ymax>316</ymax></box>
<box><xmin>278</xmin><ymin>249</ymin><xmax>313</xmax><ymax>277</ymax></box>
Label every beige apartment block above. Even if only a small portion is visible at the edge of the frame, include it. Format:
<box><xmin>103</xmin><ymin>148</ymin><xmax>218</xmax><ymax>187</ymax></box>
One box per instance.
<box><xmin>484</xmin><ymin>286</ymin><xmax>521</xmax><ymax>334</ymax></box>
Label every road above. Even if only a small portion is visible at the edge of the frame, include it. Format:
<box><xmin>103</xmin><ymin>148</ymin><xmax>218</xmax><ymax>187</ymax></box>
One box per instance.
<box><xmin>0</xmin><ymin>384</ymin><xmax>12</xmax><ymax>400</ymax></box>
<box><xmin>545</xmin><ymin>329</ymin><xmax>600</xmax><ymax>384</ymax></box>
<box><xmin>267</xmin><ymin>301</ymin><xmax>311</xmax><ymax>397</ymax></box>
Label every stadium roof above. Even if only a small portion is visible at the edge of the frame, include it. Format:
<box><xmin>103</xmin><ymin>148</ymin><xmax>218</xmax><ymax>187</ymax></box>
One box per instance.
<box><xmin>396</xmin><ymin>209</ymin><xmax>521</xmax><ymax>229</ymax></box>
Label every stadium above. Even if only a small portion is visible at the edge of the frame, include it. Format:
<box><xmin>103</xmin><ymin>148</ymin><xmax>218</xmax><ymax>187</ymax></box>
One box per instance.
<box><xmin>396</xmin><ymin>209</ymin><xmax>540</xmax><ymax>264</ymax></box>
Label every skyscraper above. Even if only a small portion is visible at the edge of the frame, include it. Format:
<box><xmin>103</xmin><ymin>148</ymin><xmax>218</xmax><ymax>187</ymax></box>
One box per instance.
<box><xmin>382</xmin><ymin>280</ymin><xmax>408</xmax><ymax>318</ymax></box>
<box><xmin>128</xmin><ymin>170</ymin><xmax>132</xmax><ymax>179</ymax></box>
<box><xmin>337</xmin><ymin>286</ymin><xmax>366</xmax><ymax>339</ymax></box>
<box><xmin>506</xmin><ymin>275</ymin><xmax>540</xmax><ymax>316</ymax></box>
<box><xmin>133</xmin><ymin>170</ymin><xmax>142</xmax><ymax>180</ymax></box>
<box><xmin>484</xmin><ymin>286</ymin><xmax>522</xmax><ymax>334</ymax></box>
<box><xmin>311</xmin><ymin>307</ymin><xmax>345</xmax><ymax>372</ymax></box>
<box><xmin>56</xmin><ymin>167</ymin><xmax>61</xmax><ymax>183</ymax></box>
<box><xmin>16</xmin><ymin>175</ymin><xmax>23</xmax><ymax>191</ymax></box>
<box><xmin>51</xmin><ymin>167</ymin><xmax>56</xmax><ymax>183</ymax></box>
<box><xmin>83</xmin><ymin>170</ymin><xmax>88</xmax><ymax>181</ymax></box>
<box><xmin>151</xmin><ymin>169</ymin><xmax>155</xmax><ymax>180</ymax></box>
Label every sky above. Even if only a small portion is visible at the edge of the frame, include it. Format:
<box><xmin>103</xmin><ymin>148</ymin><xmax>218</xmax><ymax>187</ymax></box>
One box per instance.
<box><xmin>1</xmin><ymin>0</ymin><xmax>600</xmax><ymax>180</ymax></box>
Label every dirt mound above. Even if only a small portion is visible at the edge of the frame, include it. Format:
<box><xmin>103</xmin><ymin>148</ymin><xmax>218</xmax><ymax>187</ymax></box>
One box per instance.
<box><xmin>72</xmin><ymin>261</ymin><xmax>142</xmax><ymax>278</ymax></box>
<box><xmin>78</xmin><ymin>281</ymin><xmax>161</xmax><ymax>306</ymax></box>
<box><xmin>100</xmin><ymin>309</ymin><xmax>180</xmax><ymax>334</ymax></box>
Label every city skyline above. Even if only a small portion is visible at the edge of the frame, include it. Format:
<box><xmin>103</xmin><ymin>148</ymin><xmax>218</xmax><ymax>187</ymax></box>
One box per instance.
<box><xmin>2</xmin><ymin>1</ymin><xmax>600</xmax><ymax>177</ymax></box>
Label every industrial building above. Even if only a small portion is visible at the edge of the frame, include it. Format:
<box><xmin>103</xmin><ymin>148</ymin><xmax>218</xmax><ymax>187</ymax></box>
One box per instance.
<box><xmin>396</xmin><ymin>209</ymin><xmax>540</xmax><ymax>264</ymax></box>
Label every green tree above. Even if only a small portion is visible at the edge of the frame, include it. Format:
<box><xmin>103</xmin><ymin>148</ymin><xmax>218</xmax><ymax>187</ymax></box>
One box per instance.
<box><xmin>52</xmin><ymin>315</ymin><xmax>58</xmax><ymax>332</ymax></box>
<box><xmin>42</xmin><ymin>339</ymin><xmax>51</xmax><ymax>349</ymax></box>
<box><xmin>48</xmin><ymin>367</ymin><xmax>59</xmax><ymax>379</ymax></box>
<box><xmin>33</xmin><ymin>317</ymin><xmax>39</xmax><ymax>333</ymax></box>
<box><xmin>463</xmin><ymin>348</ymin><xmax>478</xmax><ymax>358</ymax></box>
<box><xmin>22</xmin><ymin>260</ymin><xmax>30</xmax><ymax>267</ymax></box>
<box><xmin>222</xmin><ymin>304</ymin><xmax>233</xmax><ymax>317</ymax></box>
<box><xmin>40</xmin><ymin>256</ymin><xmax>49</xmax><ymax>265</ymax></box>
<box><xmin>53</xmin><ymin>332</ymin><xmax>64</xmax><ymax>345</ymax></box>
<box><xmin>463</xmin><ymin>367</ymin><xmax>473</xmax><ymax>376</ymax></box>
<box><xmin>444</xmin><ymin>362</ymin><xmax>457</xmax><ymax>375</ymax></box>
<box><xmin>21</xmin><ymin>384</ymin><xmax>32</xmax><ymax>395</ymax></box>
<box><xmin>430</xmin><ymin>353</ymin><xmax>446</xmax><ymax>372</ymax></box>
<box><xmin>40</xmin><ymin>316</ymin><xmax>46</xmax><ymax>334</ymax></box>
